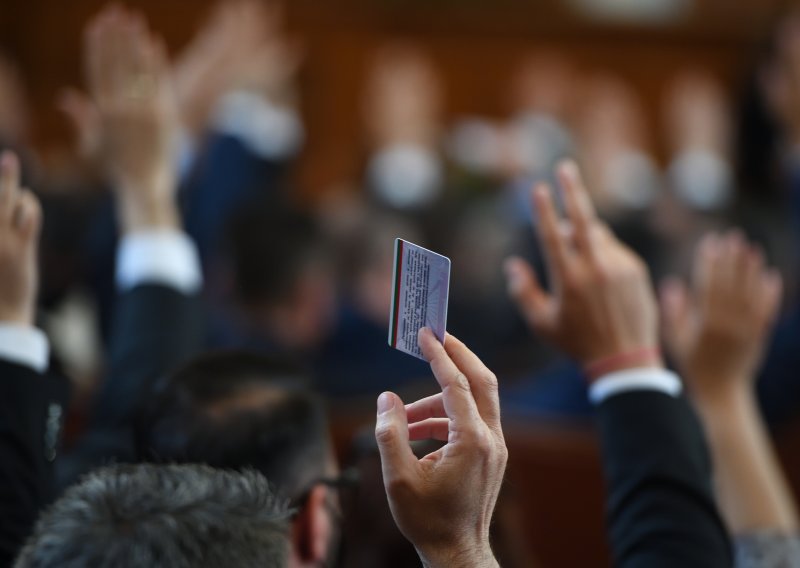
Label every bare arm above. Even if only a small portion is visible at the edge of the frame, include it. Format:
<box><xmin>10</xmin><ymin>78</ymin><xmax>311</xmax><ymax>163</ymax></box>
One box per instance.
<box><xmin>662</xmin><ymin>232</ymin><xmax>798</xmax><ymax>534</ymax></box>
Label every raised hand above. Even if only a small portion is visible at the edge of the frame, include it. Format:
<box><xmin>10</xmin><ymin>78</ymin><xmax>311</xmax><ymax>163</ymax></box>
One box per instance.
<box><xmin>661</xmin><ymin>233</ymin><xmax>798</xmax><ymax>537</ymax></box>
<box><xmin>172</xmin><ymin>0</ymin><xmax>302</xmax><ymax>136</ymax></box>
<box><xmin>363</xmin><ymin>45</ymin><xmax>443</xmax><ymax>149</ymax></box>
<box><xmin>57</xmin><ymin>87</ymin><xmax>101</xmax><ymax>164</ymax></box>
<box><xmin>0</xmin><ymin>152</ymin><xmax>42</xmax><ymax>326</ymax></box>
<box><xmin>504</xmin><ymin>161</ymin><xmax>661</xmax><ymax>373</ymax></box>
<box><xmin>375</xmin><ymin>328</ymin><xmax>506</xmax><ymax>568</ymax></box>
<box><xmin>83</xmin><ymin>4</ymin><xmax>178</xmax><ymax>232</ymax></box>
<box><xmin>661</xmin><ymin>232</ymin><xmax>782</xmax><ymax>402</ymax></box>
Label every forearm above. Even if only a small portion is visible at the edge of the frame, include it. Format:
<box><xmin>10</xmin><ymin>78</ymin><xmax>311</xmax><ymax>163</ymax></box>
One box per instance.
<box><xmin>115</xmin><ymin>177</ymin><xmax>179</xmax><ymax>234</ymax></box>
<box><xmin>696</xmin><ymin>386</ymin><xmax>799</xmax><ymax>534</ymax></box>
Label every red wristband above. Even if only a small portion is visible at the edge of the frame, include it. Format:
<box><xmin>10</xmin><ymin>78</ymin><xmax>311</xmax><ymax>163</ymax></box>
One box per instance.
<box><xmin>584</xmin><ymin>347</ymin><xmax>662</xmax><ymax>382</ymax></box>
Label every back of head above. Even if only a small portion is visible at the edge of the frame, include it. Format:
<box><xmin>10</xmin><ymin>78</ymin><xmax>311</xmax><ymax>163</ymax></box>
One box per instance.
<box><xmin>226</xmin><ymin>201</ymin><xmax>328</xmax><ymax>308</ymax></box>
<box><xmin>136</xmin><ymin>351</ymin><xmax>333</xmax><ymax>501</ymax></box>
<box><xmin>15</xmin><ymin>463</ymin><xmax>290</xmax><ymax>568</ymax></box>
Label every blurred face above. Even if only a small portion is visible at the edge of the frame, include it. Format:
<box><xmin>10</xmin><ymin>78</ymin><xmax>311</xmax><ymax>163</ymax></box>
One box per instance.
<box><xmin>760</xmin><ymin>11</ymin><xmax>800</xmax><ymax>138</ymax></box>
<box><xmin>291</xmin><ymin>259</ymin><xmax>338</xmax><ymax>348</ymax></box>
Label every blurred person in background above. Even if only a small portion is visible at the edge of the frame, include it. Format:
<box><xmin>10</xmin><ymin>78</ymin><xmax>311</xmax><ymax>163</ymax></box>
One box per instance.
<box><xmin>0</xmin><ymin>150</ymin><xmax>69</xmax><ymax>566</ymax></box>
<box><xmin>505</xmin><ymin>161</ymin><xmax>732</xmax><ymax>566</ymax></box>
<box><xmin>363</xmin><ymin>44</ymin><xmax>446</xmax><ymax>214</ymax></box>
<box><xmin>52</xmin><ymin>3</ymin><xmax>206</xmax><ymax>488</ymax></box>
<box><xmin>59</xmin><ymin>0</ymin><xmax>304</xmax><ymax>345</ymax></box>
<box><xmin>656</xmin><ymin>71</ymin><xmax>733</xmax><ymax>281</ymax></box>
<box><xmin>740</xmin><ymin>6</ymin><xmax>800</xmax><ymax>427</ymax></box>
<box><xmin>316</xmin><ymin>208</ymin><xmax>432</xmax><ymax>399</ymax></box>
<box><xmin>662</xmin><ymin>232</ymin><xmax>800</xmax><ymax>567</ymax></box>
<box><xmin>218</xmin><ymin>202</ymin><xmax>339</xmax><ymax>359</ymax></box>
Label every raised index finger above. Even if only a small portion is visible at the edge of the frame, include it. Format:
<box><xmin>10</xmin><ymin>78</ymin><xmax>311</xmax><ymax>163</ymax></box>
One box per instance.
<box><xmin>418</xmin><ymin>328</ymin><xmax>482</xmax><ymax>432</ymax></box>
<box><xmin>443</xmin><ymin>333</ymin><xmax>501</xmax><ymax>430</ymax></box>
<box><xmin>557</xmin><ymin>160</ymin><xmax>597</xmax><ymax>256</ymax></box>
<box><xmin>533</xmin><ymin>183</ymin><xmax>571</xmax><ymax>284</ymax></box>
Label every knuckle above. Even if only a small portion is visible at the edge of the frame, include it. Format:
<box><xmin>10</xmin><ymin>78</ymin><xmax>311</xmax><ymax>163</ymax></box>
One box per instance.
<box><xmin>449</xmin><ymin>372</ymin><xmax>471</xmax><ymax>394</ymax></box>
<box><xmin>374</xmin><ymin>422</ymin><xmax>398</xmax><ymax>447</ymax></box>
<box><xmin>589</xmin><ymin>260</ymin><xmax>609</xmax><ymax>285</ymax></box>
<box><xmin>481</xmin><ymin>371</ymin><xmax>499</xmax><ymax>392</ymax></box>
<box><xmin>561</xmin><ymin>271</ymin><xmax>580</xmax><ymax>292</ymax></box>
<box><xmin>473</xmin><ymin>429</ymin><xmax>495</xmax><ymax>454</ymax></box>
<box><xmin>497</xmin><ymin>443</ymin><xmax>509</xmax><ymax>465</ymax></box>
<box><xmin>385</xmin><ymin>474</ymin><xmax>413</xmax><ymax>497</ymax></box>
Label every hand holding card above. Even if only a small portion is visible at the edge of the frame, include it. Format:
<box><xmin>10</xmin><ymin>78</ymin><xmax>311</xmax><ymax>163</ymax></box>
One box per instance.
<box><xmin>388</xmin><ymin>238</ymin><xmax>451</xmax><ymax>360</ymax></box>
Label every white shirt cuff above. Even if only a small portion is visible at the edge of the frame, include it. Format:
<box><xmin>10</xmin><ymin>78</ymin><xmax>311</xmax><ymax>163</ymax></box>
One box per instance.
<box><xmin>0</xmin><ymin>324</ymin><xmax>49</xmax><ymax>373</ymax></box>
<box><xmin>589</xmin><ymin>367</ymin><xmax>682</xmax><ymax>405</ymax></box>
<box><xmin>116</xmin><ymin>230</ymin><xmax>202</xmax><ymax>294</ymax></box>
<box><xmin>212</xmin><ymin>90</ymin><xmax>303</xmax><ymax>160</ymax></box>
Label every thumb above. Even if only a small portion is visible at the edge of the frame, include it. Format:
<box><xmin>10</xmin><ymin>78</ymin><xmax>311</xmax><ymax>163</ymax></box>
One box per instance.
<box><xmin>57</xmin><ymin>88</ymin><xmax>101</xmax><ymax>156</ymax></box>
<box><xmin>375</xmin><ymin>391</ymin><xmax>415</xmax><ymax>490</ymax></box>
<box><xmin>504</xmin><ymin>256</ymin><xmax>555</xmax><ymax>332</ymax></box>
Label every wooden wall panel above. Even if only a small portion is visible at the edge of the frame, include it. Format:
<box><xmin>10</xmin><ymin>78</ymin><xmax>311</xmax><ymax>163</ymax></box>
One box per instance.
<box><xmin>0</xmin><ymin>0</ymin><xmax>786</xmax><ymax>192</ymax></box>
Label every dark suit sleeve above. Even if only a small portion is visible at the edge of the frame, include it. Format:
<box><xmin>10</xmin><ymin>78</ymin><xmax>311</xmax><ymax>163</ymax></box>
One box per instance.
<box><xmin>596</xmin><ymin>391</ymin><xmax>733</xmax><ymax>568</ymax></box>
<box><xmin>0</xmin><ymin>361</ymin><xmax>69</xmax><ymax>567</ymax></box>
<box><xmin>182</xmin><ymin>133</ymin><xmax>289</xmax><ymax>261</ymax></box>
<box><xmin>91</xmin><ymin>284</ymin><xmax>204</xmax><ymax>429</ymax></box>
<box><xmin>58</xmin><ymin>284</ymin><xmax>204</xmax><ymax>489</ymax></box>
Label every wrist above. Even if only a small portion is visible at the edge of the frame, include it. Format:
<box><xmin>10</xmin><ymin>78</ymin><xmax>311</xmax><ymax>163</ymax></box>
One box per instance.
<box><xmin>584</xmin><ymin>347</ymin><xmax>663</xmax><ymax>382</ymax></box>
<box><xmin>0</xmin><ymin>306</ymin><xmax>35</xmax><ymax>327</ymax></box>
<box><xmin>691</xmin><ymin>380</ymin><xmax>753</xmax><ymax>415</ymax></box>
<box><xmin>117</xmin><ymin>188</ymin><xmax>180</xmax><ymax>233</ymax></box>
<box><xmin>418</xmin><ymin>541</ymin><xmax>497</xmax><ymax>568</ymax></box>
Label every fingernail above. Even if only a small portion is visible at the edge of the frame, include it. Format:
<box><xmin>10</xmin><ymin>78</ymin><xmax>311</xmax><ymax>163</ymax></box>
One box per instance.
<box><xmin>504</xmin><ymin>260</ymin><xmax>521</xmax><ymax>287</ymax></box>
<box><xmin>377</xmin><ymin>392</ymin><xmax>395</xmax><ymax>414</ymax></box>
<box><xmin>559</xmin><ymin>159</ymin><xmax>578</xmax><ymax>180</ymax></box>
<box><xmin>417</xmin><ymin>327</ymin><xmax>429</xmax><ymax>345</ymax></box>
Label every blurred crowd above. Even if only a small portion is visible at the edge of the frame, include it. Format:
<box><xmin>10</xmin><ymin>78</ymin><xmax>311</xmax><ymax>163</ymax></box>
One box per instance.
<box><xmin>2</xmin><ymin>0</ymin><xmax>800</xmax><ymax>566</ymax></box>
<box><xmin>0</xmin><ymin>0</ymin><xmax>798</xmax><ymax>415</ymax></box>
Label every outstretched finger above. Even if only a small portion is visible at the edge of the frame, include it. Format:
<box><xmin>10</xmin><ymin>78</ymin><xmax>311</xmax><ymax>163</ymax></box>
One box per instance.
<box><xmin>443</xmin><ymin>333</ymin><xmax>502</xmax><ymax>430</ymax></box>
<box><xmin>408</xmin><ymin>418</ymin><xmax>449</xmax><ymax>442</ymax></box>
<box><xmin>557</xmin><ymin>160</ymin><xmax>596</xmax><ymax>256</ymax></box>
<box><xmin>0</xmin><ymin>152</ymin><xmax>21</xmax><ymax>222</ymax></box>
<box><xmin>660</xmin><ymin>277</ymin><xmax>691</xmax><ymax>349</ymax></box>
<box><xmin>405</xmin><ymin>393</ymin><xmax>446</xmax><ymax>424</ymax></box>
<box><xmin>13</xmin><ymin>190</ymin><xmax>42</xmax><ymax>240</ymax></box>
<box><xmin>418</xmin><ymin>327</ymin><xmax>482</xmax><ymax>431</ymax></box>
<box><xmin>504</xmin><ymin>256</ymin><xmax>557</xmax><ymax>334</ymax></box>
<box><xmin>533</xmin><ymin>184</ymin><xmax>571</xmax><ymax>288</ymax></box>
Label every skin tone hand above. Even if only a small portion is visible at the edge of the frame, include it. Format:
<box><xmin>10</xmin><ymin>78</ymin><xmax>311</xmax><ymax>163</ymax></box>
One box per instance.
<box><xmin>83</xmin><ymin>4</ymin><xmax>179</xmax><ymax>233</ymax></box>
<box><xmin>172</xmin><ymin>0</ymin><xmax>302</xmax><ymax>137</ymax></box>
<box><xmin>0</xmin><ymin>152</ymin><xmax>43</xmax><ymax>326</ymax></box>
<box><xmin>661</xmin><ymin>232</ymin><xmax>782</xmax><ymax>403</ymax></box>
<box><xmin>363</xmin><ymin>45</ymin><xmax>443</xmax><ymax>149</ymax></box>
<box><xmin>661</xmin><ymin>232</ymin><xmax>797</xmax><ymax>533</ymax></box>
<box><xmin>504</xmin><ymin>160</ymin><xmax>661</xmax><ymax>371</ymax></box>
<box><xmin>375</xmin><ymin>328</ymin><xmax>506</xmax><ymax>568</ymax></box>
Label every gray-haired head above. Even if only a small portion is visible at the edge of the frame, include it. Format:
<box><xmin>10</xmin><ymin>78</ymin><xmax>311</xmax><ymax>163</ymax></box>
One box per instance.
<box><xmin>15</xmin><ymin>463</ymin><xmax>291</xmax><ymax>568</ymax></box>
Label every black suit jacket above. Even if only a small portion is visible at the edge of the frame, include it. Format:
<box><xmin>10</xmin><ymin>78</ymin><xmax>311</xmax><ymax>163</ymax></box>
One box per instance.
<box><xmin>596</xmin><ymin>390</ymin><xmax>733</xmax><ymax>567</ymax></box>
<box><xmin>0</xmin><ymin>361</ymin><xmax>69</xmax><ymax>567</ymax></box>
<box><xmin>57</xmin><ymin>284</ymin><xmax>204</xmax><ymax>491</ymax></box>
